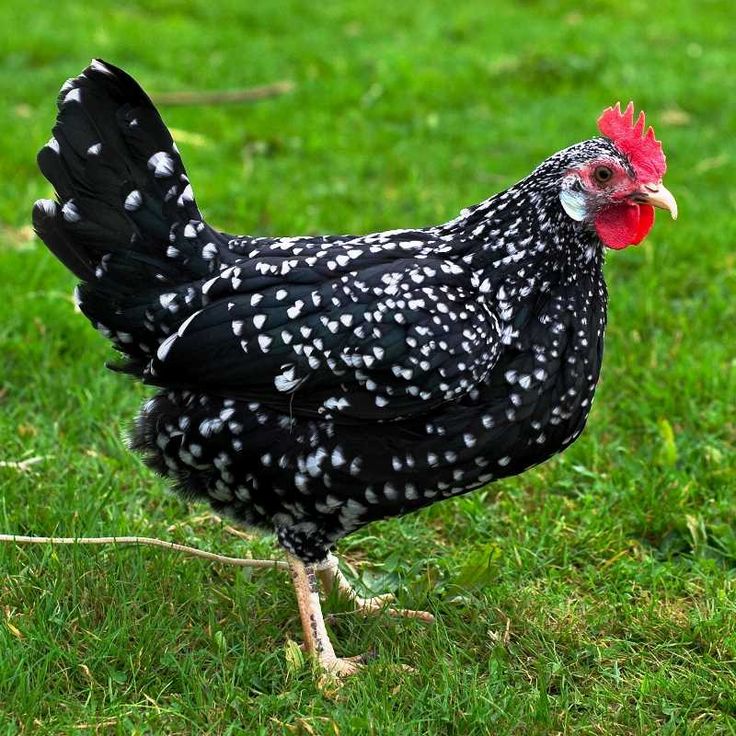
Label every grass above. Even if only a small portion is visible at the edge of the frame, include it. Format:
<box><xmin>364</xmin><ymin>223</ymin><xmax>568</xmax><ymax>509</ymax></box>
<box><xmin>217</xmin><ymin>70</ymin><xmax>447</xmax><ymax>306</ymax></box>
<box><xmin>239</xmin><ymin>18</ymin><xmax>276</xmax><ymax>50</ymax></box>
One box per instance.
<box><xmin>1</xmin><ymin>0</ymin><xmax>735</xmax><ymax>732</ymax></box>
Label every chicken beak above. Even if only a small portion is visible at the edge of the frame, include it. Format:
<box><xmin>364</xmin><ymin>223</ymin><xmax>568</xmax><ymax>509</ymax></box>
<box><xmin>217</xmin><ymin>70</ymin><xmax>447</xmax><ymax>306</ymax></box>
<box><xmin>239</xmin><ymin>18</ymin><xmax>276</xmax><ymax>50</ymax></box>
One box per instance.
<box><xmin>636</xmin><ymin>182</ymin><xmax>678</xmax><ymax>220</ymax></box>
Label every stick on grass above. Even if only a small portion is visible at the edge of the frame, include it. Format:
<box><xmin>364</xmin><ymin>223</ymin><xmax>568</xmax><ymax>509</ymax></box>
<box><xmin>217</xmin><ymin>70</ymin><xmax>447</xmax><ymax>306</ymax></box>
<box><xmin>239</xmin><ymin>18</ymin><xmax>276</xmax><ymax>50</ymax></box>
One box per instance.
<box><xmin>153</xmin><ymin>81</ymin><xmax>295</xmax><ymax>107</ymax></box>
<box><xmin>0</xmin><ymin>534</ymin><xmax>288</xmax><ymax>569</ymax></box>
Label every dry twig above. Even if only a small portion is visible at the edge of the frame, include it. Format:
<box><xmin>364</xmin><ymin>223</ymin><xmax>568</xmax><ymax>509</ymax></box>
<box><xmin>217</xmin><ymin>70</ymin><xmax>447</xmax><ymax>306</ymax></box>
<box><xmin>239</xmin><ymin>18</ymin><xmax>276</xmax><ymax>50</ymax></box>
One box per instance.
<box><xmin>0</xmin><ymin>534</ymin><xmax>288</xmax><ymax>569</ymax></box>
<box><xmin>153</xmin><ymin>80</ymin><xmax>294</xmax><ymax>107</ymax></box>
<box><xmin>0</xmin><ymin>456</ymin><xmax>48</xmax><ymax>472</ymax></box>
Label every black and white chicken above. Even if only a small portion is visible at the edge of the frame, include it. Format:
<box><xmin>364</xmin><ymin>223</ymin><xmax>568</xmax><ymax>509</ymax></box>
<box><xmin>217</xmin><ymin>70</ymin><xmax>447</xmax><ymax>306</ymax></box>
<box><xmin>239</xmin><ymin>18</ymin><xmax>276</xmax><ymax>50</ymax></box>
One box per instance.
<box><xmin>33</xmin><ymin>60</ymin><xmax>677</xmax><ymax>675</ymax></box>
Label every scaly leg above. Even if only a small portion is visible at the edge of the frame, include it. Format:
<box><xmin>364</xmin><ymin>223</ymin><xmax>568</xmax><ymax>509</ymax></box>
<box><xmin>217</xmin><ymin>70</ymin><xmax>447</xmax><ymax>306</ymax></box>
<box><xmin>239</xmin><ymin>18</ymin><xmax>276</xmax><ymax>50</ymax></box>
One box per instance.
<box><xmin>285</xmin><ymin>552</ymin><xmax>363</xmax><ymax>676</ymax></box>
<box><xmin>315</xmin><ymin>553</ymin><xmax>434</xmax><ymax>623</ymax></box>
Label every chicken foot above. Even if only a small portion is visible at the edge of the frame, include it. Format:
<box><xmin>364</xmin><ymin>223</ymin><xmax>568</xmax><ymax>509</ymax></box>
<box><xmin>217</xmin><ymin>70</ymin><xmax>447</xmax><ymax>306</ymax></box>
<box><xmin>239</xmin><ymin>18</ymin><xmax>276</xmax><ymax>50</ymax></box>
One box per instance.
<box><xmin>315</xmin><ymin>553</ymin><xmax>435</xmax><ymax>623</ymax></box>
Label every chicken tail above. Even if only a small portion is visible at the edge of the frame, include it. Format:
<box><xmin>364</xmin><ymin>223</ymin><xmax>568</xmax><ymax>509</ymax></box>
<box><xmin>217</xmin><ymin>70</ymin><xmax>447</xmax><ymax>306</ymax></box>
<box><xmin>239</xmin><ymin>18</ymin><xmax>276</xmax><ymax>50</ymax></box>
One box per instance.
<box><xmin>32</xmin><ymin>59</ymin><xmax>227</xmax><ymax>375</ymax></box>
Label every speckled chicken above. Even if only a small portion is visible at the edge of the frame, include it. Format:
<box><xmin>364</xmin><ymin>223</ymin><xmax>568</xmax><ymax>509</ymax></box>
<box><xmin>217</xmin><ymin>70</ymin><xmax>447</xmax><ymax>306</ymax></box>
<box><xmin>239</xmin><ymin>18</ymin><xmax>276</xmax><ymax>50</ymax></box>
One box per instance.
<box><xmin>34</xmin><ymin>60</ymin><xmax>677</xmax><ymax>675</ymax></box>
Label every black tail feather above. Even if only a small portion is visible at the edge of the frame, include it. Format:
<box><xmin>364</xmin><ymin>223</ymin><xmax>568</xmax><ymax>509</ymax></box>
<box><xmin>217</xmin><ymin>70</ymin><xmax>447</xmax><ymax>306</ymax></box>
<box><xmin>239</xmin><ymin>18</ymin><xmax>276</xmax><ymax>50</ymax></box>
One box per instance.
<box><xmin>32</xmin><ymin>198</ymin><xmax>96</xmax><ymax>281</ymax></box>
<box><xmin>33</xmin><ymin>59</ymin><xmax>230</xmax><ymax>374</ymax></box>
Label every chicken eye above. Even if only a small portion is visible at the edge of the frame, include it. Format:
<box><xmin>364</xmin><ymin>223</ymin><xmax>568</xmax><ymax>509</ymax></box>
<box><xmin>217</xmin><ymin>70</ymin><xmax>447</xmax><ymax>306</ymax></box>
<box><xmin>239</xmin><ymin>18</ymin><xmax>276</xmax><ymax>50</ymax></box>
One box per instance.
<box><xmin>593</xmin><ymin>166</ymin><xmax>613</xmax><ymax>184</ymax></box>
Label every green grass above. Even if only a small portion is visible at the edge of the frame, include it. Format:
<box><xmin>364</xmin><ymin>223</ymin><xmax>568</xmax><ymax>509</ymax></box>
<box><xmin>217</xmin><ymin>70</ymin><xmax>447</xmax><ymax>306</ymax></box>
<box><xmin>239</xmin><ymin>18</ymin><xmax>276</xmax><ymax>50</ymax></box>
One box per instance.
<box><xmin>1</xmin><ymin>0</ymin><xmax>735</xmax><ymax>732</ymax></box>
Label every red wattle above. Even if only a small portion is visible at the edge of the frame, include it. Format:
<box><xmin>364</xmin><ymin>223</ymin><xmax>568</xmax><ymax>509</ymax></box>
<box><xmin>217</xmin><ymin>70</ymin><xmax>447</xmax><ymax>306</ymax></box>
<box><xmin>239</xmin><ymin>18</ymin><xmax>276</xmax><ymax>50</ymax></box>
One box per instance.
<box><xmin>594</xmin><ymin>203</ymin><xmax>655</xmax><ymax>249</ymax></box>
<box><xmin>632</xmin><ymin>204</ymin><xmax>655</xmax><ymax>243</ymax></box>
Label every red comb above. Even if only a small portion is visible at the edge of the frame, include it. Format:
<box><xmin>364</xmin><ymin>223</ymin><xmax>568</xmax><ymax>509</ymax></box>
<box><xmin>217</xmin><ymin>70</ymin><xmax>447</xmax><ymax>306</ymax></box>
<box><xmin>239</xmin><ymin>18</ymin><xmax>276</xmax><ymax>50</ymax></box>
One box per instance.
<box><xmin>597</xmin><ymin>102</ymin><xmax>666</xmax><ymax>182</ymax></box>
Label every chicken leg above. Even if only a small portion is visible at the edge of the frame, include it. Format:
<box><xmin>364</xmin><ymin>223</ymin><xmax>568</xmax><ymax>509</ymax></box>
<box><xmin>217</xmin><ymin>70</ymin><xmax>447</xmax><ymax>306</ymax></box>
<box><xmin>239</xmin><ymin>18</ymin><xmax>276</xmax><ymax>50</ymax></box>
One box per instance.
<box><xmin>286</xmin><ymin>552</ymin><xmax>434</xmax><ymax>676</ymax></box>
<box><xmin>286</xmin><ymin>552</ymin><xmax>364</xmax><ymax>676</ymax></box>
<box><xmin>315</xmin><ymin>553</ymin><xmax>435</xmax><ymax>622</ymax></box>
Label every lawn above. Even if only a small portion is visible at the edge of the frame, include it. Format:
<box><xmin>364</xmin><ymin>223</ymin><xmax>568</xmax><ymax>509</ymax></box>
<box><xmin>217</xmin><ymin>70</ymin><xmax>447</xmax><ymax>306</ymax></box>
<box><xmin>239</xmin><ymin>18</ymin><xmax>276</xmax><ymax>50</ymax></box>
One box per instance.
<box><xmin>1</xmin><ymin>0</ymin><xmax>735</xmax><ymax>733</ymax></box>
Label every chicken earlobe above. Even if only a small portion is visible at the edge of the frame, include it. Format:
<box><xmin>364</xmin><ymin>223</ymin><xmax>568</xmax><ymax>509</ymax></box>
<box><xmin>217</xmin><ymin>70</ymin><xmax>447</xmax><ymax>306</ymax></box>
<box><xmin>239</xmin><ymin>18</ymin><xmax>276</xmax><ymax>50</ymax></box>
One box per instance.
<box><xmin>559</xmin><ymin>187</ymin><xmax>588</xmax><ymax>222</ymax></box>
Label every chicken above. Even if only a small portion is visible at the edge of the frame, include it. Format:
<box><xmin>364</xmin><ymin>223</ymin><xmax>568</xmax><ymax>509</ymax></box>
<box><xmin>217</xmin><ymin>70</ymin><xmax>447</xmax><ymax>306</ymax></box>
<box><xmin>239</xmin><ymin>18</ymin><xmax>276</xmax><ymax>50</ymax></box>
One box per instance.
<box><xmin>33</xmin><ymin>59</ymin><xmax>677</xmax><ymax>676</ymax></box>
